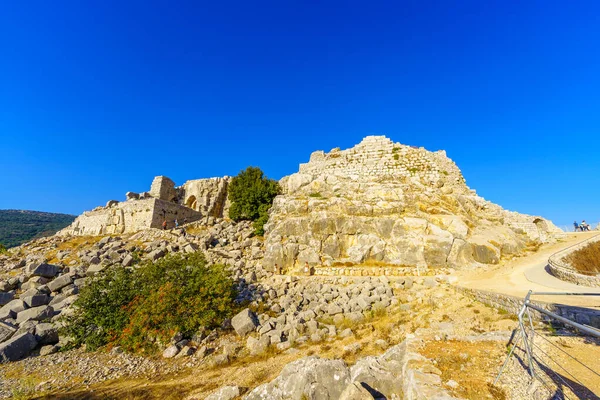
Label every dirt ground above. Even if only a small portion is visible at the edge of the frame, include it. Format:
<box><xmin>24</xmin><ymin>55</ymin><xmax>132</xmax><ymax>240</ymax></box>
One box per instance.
<box><xmin>5</xmin><ymin>285</ymin><xmax>523</xmax><ymax>400</ymax></box>
<box><xmin>459</xmin><ymin>232</ymin><xmax>600</xmax><ymax>308</ymax></box>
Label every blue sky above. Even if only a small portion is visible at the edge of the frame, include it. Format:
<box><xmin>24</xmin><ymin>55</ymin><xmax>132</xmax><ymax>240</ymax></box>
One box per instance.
<box><xmin>0</xmin><ymin>1</ymin><xmax>598</xmax><ymax>229</ymax></box>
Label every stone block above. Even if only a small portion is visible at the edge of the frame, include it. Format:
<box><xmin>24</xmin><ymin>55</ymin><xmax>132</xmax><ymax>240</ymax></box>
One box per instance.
<box><xmin>22</xmin><ymin>294</ymin><xmax>50</xmax><ymax>308</ymax></box>
<box><xmin>0</xmin><ymin>332</ymin><xmax>37</xmax><ymax>362</ymax></box>
<box><xmin>47</xmin><ymin>275</ymin><xmax>73</xmax><ymax>293</ymax></box>
<box><xmin>231</xmin><ymin>308</ymin><xmax>259</xmax><ymax>337</ymax></box>
<box><xmin>0</xmin><ymin>322</ymin><xmax>17</xmax><ymax>343</ymax></box>
<box><xmin>34</xmin><ymin>323</ymin><xmax>59</xmax><ymax>345</ymax></box>
<box><xmin>26</xmin><ymin>263</ymin><xmax>60</xmax><ymax>278</ymax></box>
<box><xmin>0</xmin><ymin>300</ymin><xmax>26</xmax><ymax>321</ymax></box>
<box><xmin>0</xmin><ymin>292</ymin><xmax>14</xmax><ymax>306</ymax></box>
<box><xmin>15</xmin><ymin>306</ymin><xmax>54</xmax><ymax>324</ymax></box>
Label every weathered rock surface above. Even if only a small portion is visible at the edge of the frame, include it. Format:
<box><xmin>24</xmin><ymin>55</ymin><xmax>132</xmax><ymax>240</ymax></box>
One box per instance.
<box><xmin>231</xmin><ymin>309</ymin><xmax>259</xmax><ymax>337</ymax></box>
<box><xmin>264</xmin><ymin>136</ymin><xmax>560</xmax><ymax>272</ymax></box>
<box><xmin>0</xmin><ymin>332</ymin><xmax>37</xmax><ymax>362</ymax></box>
<box><xmin>244</xmin><ymin>357</ymin><xmax>351</xmax><ymax>400</ymax></box>
<box><xmin>206</xmin><ymin>385</ymin><xmax>241</xmax><ymax>400</ymax></box>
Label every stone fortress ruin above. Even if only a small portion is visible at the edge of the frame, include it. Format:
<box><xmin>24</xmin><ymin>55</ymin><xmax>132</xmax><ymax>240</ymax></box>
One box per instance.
<box><xmin>60</xmin><ymin>176</ymin><xmax>230</xmax><ymax>236</ymax></box>
<box><xmin>60</xmin><ymin>135</ymin><xmax>561</xmax><ymax>273</ymax></box>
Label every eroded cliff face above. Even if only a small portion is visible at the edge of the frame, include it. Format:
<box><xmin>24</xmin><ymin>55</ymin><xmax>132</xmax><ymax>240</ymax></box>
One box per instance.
<box><xmin>264</xmin><ymin>136</ymin><xmax>561</xmax><ymax>272</ymax></box>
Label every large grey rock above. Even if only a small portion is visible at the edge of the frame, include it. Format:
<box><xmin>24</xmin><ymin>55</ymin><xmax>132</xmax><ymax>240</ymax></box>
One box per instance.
<box><xmin>0</xmin><ymin>322</ymin><xmax>17</xmax><ymax>343</ymax></box>
<box><xmin>0</xmin><ymin>332</ymin><xmax>37</xmax><ymax>362</ymax></box>
<box><xmin>22</xmin><ymin>294</ymin><xmax>50</xmax><ymax>308</ymax></box>
<box><xmin>231</xmin><ymin>308</ymin><xmax>259</xmax><ymax>337</ymax></box>
<box><xmin>0</xmin><ymin>300</ymin><xmax>27</xmax><ymax>321</ymax></box>
<box><xmin>34</xmin><ymin>323</ymin><xmax>59</xmax><ymax>345</ymax></box>
<box><xmin>26</xmin><ymin>263</ymin><xmax>60</xmax><ymax>278</ymax></box>
<box><xmin>15</xmin><ymin>305</ymin><xmax>54</xmax><ymax>324</ymax></box>
<box><xmin>47</xmin><ymin>275</ymin><xmax>73</xmax><ymax>293</ymax></box>
<box><xmin>50</xmin><ymin>295</ymin><xmax>78</xmax><ymax>311</ymax></box>
<box><xmin>245</xmin><ymin>356</ymin><xmax>350</xmax><ymax>400</ymax></box>
<box><xmin>0</xmin><ymin>292</ymin><xmax>14</xmax><ymax>306</ymax></box>
<box><xmin>148</xmin><ymin>249</ymin><xmax>166</xmax><ymax>261</ymax></box>
<box><xmin>246</xmin><ymin>335</ymin><xmax>270</xmax><ymax>356</ymax></box>
<box><xmin>86</xmin><ymin>264</ymin><xmax>106</xmax><ymax>276</ymax></box>
<box><xmin>162</xmin><ymin>345</ymin><xmax>180</xmax><ymax>358</ymax></box>
<box><xmin>16</xmin><ymin>320</ymin><xmax>38</xmax><ymax>336</ymax></box>
<box><xmin>206</xmin><ymin>385</ymin><xmax>241</xmax><ymax>400</ymax></box>
<box><xmin>122</xmin><ymin>254</ymin><xmax>134</xmax><ymax>267</ymax></box>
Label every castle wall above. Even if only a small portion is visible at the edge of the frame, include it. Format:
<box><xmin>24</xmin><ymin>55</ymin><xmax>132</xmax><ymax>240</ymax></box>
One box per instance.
<box><xmin>298</xmin><ymin>136</ymin><xmax>466</xmax><ymax>189</ymax></box>
<box><xmin>59</xmin><ymin>198</ymin><xmax>203</xmax><ymax>236</ymax></box>
<box><xmin>181</xmin><ymin>177</ymin><xmax>231</xmax><ymax>218</ymax></box>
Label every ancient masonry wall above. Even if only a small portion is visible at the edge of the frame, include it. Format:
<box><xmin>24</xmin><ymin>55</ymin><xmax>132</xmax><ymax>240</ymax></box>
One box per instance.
<box><xmin>181</xmin><ymin>177</ymin><xmax>231</xmax><ymax>218</ymax></box>
<box><xmin>298</xmin><ymin>136</ymin><xmax>466</xmax><ymax>188</ymax></box>
<box><xmin>59</xmin><ymin>198</ymin><xmax>203</xmax><ymax>236</ymax></box>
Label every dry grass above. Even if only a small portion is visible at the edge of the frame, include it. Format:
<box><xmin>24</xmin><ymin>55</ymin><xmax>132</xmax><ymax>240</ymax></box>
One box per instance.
<box><xmin>26</xmin><ymin>287</ymin><xmax>523</xmax><ymax>400</ymax></box>
<box><xmin>45</xmin><ymin>236</ymin><xmax>102</xmax><ymax>264</ymax></box>
<box><xmin>420</xmin><ymin>340</ymin><xmax>507</xmax><ymax>399</ymax></box>
<box><xmin>564</xmin><ymin>241</ymin><xmax>600</xmax><ymax>275</ymax></box>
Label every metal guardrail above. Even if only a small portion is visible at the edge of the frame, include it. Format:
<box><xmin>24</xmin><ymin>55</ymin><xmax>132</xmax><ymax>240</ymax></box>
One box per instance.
<box><xmin>495</xmin><ymin>291</ymin><xmax>600</xmax><ymax>399</ymax></box>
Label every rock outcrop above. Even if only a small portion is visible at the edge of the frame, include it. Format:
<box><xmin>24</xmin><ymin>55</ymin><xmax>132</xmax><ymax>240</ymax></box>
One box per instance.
<box><xmin>264</xmin><ymin>136</ymin><xmax>560</xmax><ymax>272</ymax></box>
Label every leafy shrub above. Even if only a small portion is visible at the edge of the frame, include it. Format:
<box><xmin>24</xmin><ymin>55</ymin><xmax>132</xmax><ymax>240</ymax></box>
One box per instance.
<box><xmin>62</xmin><ymin>252</ymin><xmax>238</xmax><ymax>353</ymax></box>
<box><xmin>0</xmin><ymin>244</ymin><xmax>7</xmax><ymax>254</ymax></box>
<box><xmin>228</xmin><ymin>166</ymin><xmax>280</xmax><ymax>235</ymax></box>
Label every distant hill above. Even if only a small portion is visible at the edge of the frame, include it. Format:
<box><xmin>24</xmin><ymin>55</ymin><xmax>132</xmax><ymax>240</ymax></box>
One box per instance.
<box><xmin>0</xmin><ymin>210</ymin><xmax>76</xmax><ymax>248</ymax></box>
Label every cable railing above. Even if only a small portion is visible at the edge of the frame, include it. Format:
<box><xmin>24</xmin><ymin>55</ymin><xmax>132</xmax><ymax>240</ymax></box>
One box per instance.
<box><xmin>495</xmin><ymin>291</ymin><xmax>600</xmax><ymax>399</ymax></box>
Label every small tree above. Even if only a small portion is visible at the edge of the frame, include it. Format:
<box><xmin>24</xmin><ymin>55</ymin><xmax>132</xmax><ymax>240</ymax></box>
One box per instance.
<box><xmin>228</xmin><ymin>167</ymin><xmax>280</xmax><ymax>234</ymax></box>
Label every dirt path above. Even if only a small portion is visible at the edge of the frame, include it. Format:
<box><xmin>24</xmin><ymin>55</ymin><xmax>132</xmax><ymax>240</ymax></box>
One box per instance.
<box><xmin>458</xmin><ymin>231</ymin><xmax>600</xmax><ymax>308</ymax></box>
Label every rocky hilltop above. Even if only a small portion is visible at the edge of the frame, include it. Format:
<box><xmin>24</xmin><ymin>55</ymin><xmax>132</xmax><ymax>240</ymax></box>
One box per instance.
<box><xmin>264</xmin><ymin>136</ymin><xmax>560</xmax><ymax>273</ymax></box>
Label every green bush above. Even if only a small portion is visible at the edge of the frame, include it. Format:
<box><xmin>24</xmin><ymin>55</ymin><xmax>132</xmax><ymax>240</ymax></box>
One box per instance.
<box><xmin>0</xmin><ymin>244</ymin><xmax>7</xmax><ymax>254</ymax></box>
<box><xmin>61</xmin><ymin>252</ymin><xmax>238</xmax><ymax>353</ymax></box>
<box><xmin>228</xmin><ymin>166</ymin><xmax>280</xmax><ymax>235</ymax></box>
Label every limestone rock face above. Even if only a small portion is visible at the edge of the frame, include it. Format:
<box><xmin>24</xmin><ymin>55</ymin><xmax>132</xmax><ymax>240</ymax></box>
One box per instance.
<box><xmin>244</xmin><ymin>356</ymin><xmax>350</xmax><ymax>400</ymax></box>
<box><xmin>264</xmin><ymin>136</ymin><xmax>561</xmax><ymax>271</ymax></box>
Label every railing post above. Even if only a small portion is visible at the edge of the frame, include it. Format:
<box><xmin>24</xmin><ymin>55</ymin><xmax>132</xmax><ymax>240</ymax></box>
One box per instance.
<box><xmin>519</xmin><ymin>290</ymin><xmax>536</xmax><ymax>377</ymax></box>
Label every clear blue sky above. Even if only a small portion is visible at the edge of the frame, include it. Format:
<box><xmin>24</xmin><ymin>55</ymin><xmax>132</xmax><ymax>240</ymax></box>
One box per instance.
<box><xmin>1</xmin><ymin>1</ymin><xmax>598</xmax><ymax>229</ymax></box>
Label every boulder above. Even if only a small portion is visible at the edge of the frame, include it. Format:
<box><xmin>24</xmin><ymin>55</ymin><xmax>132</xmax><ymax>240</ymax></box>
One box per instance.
<box><xmin>148</xmin><ymin>249</ymin><xmax>166</xmax><ymax>261</ymax></box>
<box><xmin>245</xmin><ymin>356</ymin><xmax>350</xmax><ymax>400</ymax></box>
<box><xmin>47</xmin><ymin>275</ymin><xmax>73</xmax><ymax>293</ymax></box>
<box><xmin>246</xmin><ymin>335</ymin><xmax>270</xmax><ymax>356</ymax></box>
<box><xmin>0</xmin><ymin>322</ymin><xmax>17</xmax><ymax>343</ymax></box>
<box><xmin>26</xmin><ymin>263</ymin><xmax>60</xmax><ymax>278</ymax></box>
<box><xmin>39</xmin><ymin>344</ymin><xmax>59</xmax><ymax>356</ymax></box>
<box><xmin>231</xmin><ymin>309</ymin><xmax>259</xmax><ymax>337</ymax></box>
<box><xmin>22</xmin><ymin>294</ymin><xmax>50</xmax><ymax>308</ymax></box>
<box><xmin>0</xmin><ymin>292</ymin><xmax>14</xmax><ymax>306</ymax></box>
<box><xmin>0</xmin><ymin>300</ymin><xmax>26</xmax><ymax>321</ymax></box>
<box><xmin>162</xmin><ymin>345</ymin><xmax>180</xmax><ymax>358</ymax></box>
<box><xmin>0</xmin><ymin>332</ymin><xmax>37</xmax><ymax>362</ymax></box>
<box><xmin>205</xmin><ymin>385</ymin><xmax>241</xmax><ymax>400</ymax></box>
<box><xmin>34</xmin><ymin>323</ymin><xmax>59</xmax><ymax>345</ymax></box>
<box><xmin>15</xmin><ymin>306</ymin><xmax>54</xmax><ymax>324</ymax></box>
<box><xmin>121</xmin><ymin>254</ymin><xmax>134</xmax><ymax>267</ymax></box>
<box><xmin>86</xmin><ymin>264</ymin><xmax>106</xmax><ymax>276</ymax></box>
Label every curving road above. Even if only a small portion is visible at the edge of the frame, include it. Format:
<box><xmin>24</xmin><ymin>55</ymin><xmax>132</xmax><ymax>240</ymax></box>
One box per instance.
<box><xmin>459</xmin><ymin>231</ymin><xmax>600</xmax><ymax>308</ymax></box>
